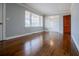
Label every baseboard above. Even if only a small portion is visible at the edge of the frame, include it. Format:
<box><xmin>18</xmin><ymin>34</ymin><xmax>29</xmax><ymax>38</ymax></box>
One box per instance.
<box><xmin>72</xmin><ymin>35</ymin><xmax>79</xmax><ymax>52</ymax></box>
<box><xmin>6</xmin><ymin>30</ymin><xmax>44</xmax><ymax>40</ymax></box>
<box><xmin>44</xmin><ymin>30</ymin><xmax>49</xmax><ymax>32</ymax></box>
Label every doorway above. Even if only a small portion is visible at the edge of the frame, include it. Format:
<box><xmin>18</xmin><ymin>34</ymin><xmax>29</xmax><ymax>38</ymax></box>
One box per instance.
<box><xmin>63</xmin><ymin>15</ymin><xmax>71</xmax><ymax>34</ymax></box>
<box><xmin>63</xmin><ymin>15</ymin><xmax>71</xmax><ymax>51</ymax></box>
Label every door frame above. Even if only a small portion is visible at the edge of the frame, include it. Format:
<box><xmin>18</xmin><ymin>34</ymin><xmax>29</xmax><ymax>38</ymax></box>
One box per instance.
<box><xmin>63</xmin><ymin>15</ymin><xmax>71</xmax><ymax>34</ymax></box>
<box><xmin>2</xmin><ymin>3</ymin><xmax>6</xmax><ymax>40</ymax></box>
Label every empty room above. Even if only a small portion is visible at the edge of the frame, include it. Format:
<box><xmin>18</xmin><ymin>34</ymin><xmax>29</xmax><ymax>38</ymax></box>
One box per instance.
<box><xmin>0</xmin><ymin>3</ymin><xmax>79</xmax><ymax>56</ymax></box>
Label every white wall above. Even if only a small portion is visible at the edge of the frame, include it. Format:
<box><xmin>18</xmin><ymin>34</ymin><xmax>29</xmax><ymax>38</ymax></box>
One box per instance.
<box><xmin>45</xmin><ymin>15</ymin><xmax>63</xmax><ymax>34</ymax></box>
<box><xmin>71</xmin><ymin>4</ymin><xmax>79</xmax><ymax>51</ymax></box>
<box><xmin>6</xmin><ymin>3</ymin><xmax>43</xmax><ymax>38</ymax></box>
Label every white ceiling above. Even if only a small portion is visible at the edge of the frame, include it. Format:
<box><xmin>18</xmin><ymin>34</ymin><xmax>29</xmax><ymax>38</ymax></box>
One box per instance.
<box><xmin>25</xmin><ymin>3</ymin><xmax>71</xmax><ymax>16</ymax></box>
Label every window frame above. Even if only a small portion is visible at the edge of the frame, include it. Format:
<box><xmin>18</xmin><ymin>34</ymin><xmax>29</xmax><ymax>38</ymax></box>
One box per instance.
<box><xmin>25</xmin><ymin>10</ymin><xmax>43</xmax><ymax>27</ymax></box>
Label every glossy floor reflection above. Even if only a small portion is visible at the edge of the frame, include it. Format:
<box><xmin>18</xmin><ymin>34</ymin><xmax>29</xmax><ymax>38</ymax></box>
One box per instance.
<box><xmin>0</xmin><ymin>32</ymin><xmax>79</xmax><ymax>56</ymax></box>
<box><xmin>24</xmin><ymin>36</ymin><xmax>43</xmax><ymax>55</ymax></box>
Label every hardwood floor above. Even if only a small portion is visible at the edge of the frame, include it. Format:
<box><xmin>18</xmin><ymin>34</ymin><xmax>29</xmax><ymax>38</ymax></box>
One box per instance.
<box><xmin>0</xmin><ymin>32</ymin><xmax>79</xmax><ymax>56</ymax></box>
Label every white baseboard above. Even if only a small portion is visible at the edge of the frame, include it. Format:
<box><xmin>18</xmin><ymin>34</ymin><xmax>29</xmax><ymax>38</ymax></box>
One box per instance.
<box><xmin>72</xmin><ymin>35</ymin><xmax>79</xmax><ymax>52</ymax></box>
<box><xmin>44</xmin><ymin>30</ymin><xmax>49</xmax><ymax>32</ymax></box>
<box><xmin>6</xmin><ymin>30</ymin><xmax>44</xmax><ymax>40</ymax></box>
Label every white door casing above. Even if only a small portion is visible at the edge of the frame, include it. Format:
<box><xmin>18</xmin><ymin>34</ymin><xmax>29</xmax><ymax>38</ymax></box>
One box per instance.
<box><xmin>0</xmin><ymin>3</ymin><xmax>2</xmax><ymax>41</ymax></box>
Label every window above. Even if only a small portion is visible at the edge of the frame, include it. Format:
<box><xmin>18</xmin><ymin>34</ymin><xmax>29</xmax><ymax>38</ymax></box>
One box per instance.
<box><xmin>31</xmin><ymin>13</ymin><xmax>40</xmax><ymax>27</ymax></box>
<box><xmin>25</xmin><ymin>10</ymin><xmax>43</xmax><ymax>27</ymax></box>
<box><xmin>39</xmin><ymin>16</ymin><xmax>43</xmax><ymax>27</ymax></box>
<box><xmin>25</xmin><ymin>11</ymin><xmax>30</xmax><ymax>27</ymax></box>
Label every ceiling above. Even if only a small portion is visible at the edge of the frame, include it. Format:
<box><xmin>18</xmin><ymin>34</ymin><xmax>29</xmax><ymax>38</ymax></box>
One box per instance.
<box><xmin>24</xmin><ymin>3</ymin><xmax>71</xmax><ymax>16</ymax></box>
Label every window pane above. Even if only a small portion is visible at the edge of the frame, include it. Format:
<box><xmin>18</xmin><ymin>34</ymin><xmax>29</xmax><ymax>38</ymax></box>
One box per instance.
<box><xmin>25</xmin><ymin>11</ymin><xmax>30</xmax><ymax>27</ymax></box>
<box><xmin>40</xmin><ymin>16</ymin><xmax>43</xmax><ymax>27</ymax></box>
<box><xmin>31</xmin><ymin>13</ymin><xmax>40</xmax><ymax>27</ymax></box>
